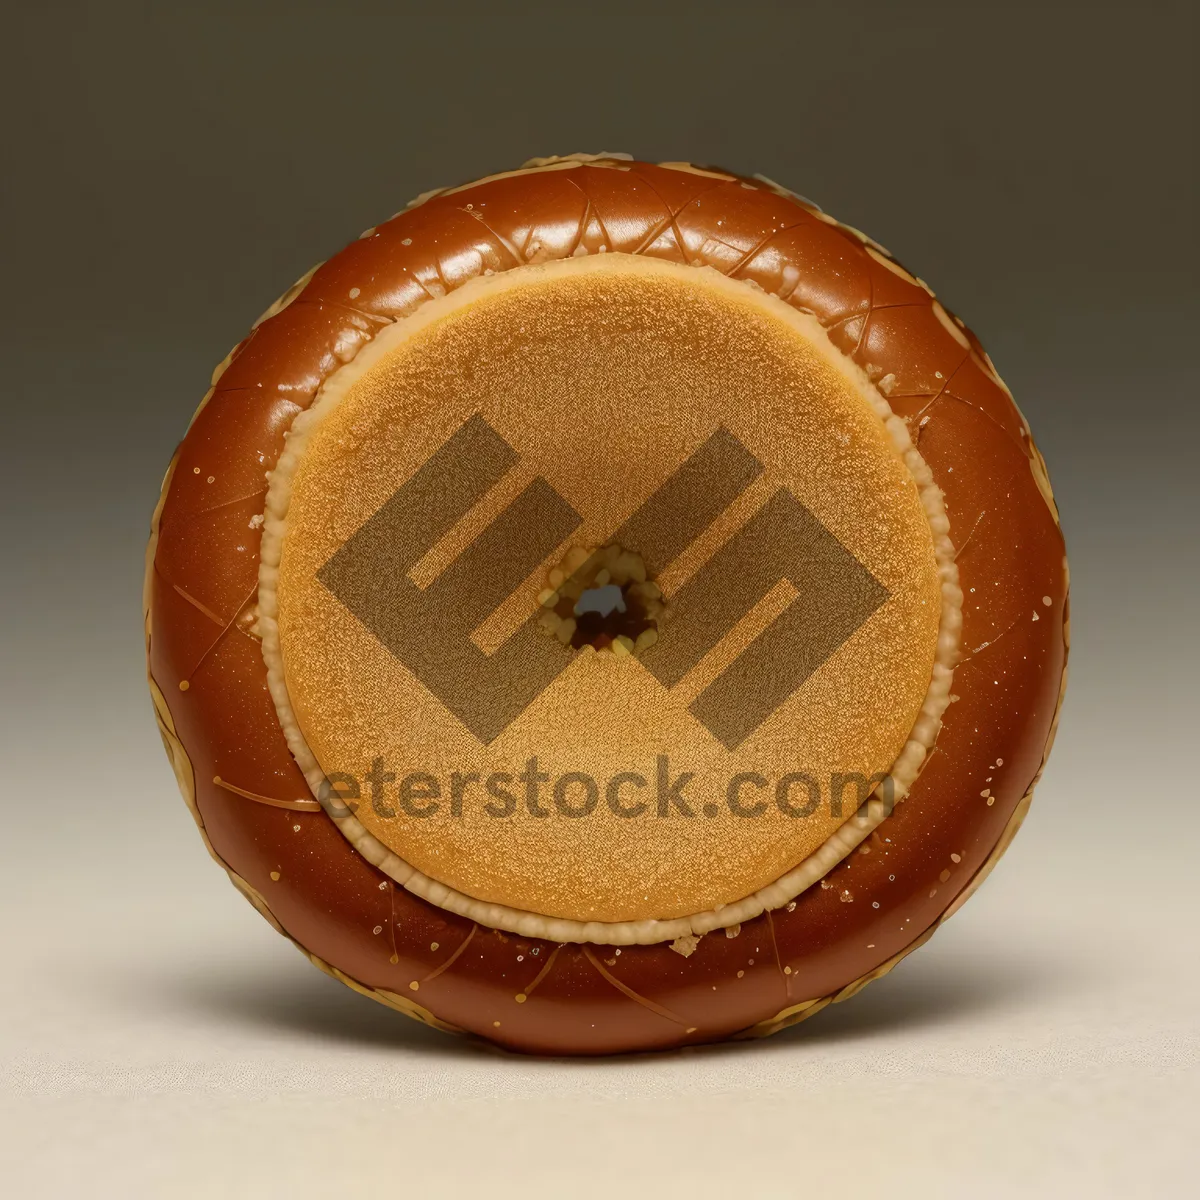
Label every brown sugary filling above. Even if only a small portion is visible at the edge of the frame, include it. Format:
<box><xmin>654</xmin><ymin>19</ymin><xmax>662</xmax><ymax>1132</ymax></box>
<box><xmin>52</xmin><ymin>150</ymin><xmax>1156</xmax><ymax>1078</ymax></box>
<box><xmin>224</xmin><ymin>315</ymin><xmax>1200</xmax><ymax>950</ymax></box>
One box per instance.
<box><xmin>537</xmin><ymin>544</ymin><xmax>665</xmax><ymax>656</ymax></box>
<box><xmin>261</xmin><ymin>254</ymin><xmax>958</xmax><ymax>939</ymax></box>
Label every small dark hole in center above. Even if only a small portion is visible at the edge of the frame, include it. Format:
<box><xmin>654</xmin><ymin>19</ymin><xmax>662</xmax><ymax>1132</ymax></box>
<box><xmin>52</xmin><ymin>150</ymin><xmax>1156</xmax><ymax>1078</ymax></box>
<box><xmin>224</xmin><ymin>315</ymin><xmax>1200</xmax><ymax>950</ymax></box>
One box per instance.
<box><xmin>555</xmin><ymin>584</ymin><xmax>654</xmax><ymax>651</ymax></box>
<box><xmin>538</xmin><ymin>544</ymin><xmax>664</xmax><ymax>654</ymax></box>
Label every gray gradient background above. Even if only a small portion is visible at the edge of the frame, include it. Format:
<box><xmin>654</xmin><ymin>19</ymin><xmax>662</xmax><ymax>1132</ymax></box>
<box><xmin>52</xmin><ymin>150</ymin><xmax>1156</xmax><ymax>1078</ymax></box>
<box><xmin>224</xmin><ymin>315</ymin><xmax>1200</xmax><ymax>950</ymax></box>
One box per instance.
<box><xmin>2</xmin><ymin>2</ymin><xmax>1196</xmax><ymax>1196</ymax></box>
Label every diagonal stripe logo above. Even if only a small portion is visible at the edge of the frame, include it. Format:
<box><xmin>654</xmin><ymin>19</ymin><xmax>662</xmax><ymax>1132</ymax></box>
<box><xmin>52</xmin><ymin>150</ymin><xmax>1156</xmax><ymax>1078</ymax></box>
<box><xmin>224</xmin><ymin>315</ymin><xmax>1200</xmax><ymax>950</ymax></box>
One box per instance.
<box><xmin>319</xmin><ymin>416</ymin><xmax>888</xmax><ymax>748</ymax></box>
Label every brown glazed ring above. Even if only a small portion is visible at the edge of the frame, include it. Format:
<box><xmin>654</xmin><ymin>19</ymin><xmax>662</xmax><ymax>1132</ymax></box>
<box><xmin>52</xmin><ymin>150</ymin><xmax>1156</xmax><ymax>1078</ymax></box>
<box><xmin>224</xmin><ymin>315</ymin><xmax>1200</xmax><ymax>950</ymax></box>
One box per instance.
<box><xmin>146</xmin><ymin>155</ymin><xmax>1068</xmax><ymax>1054</ymax></box>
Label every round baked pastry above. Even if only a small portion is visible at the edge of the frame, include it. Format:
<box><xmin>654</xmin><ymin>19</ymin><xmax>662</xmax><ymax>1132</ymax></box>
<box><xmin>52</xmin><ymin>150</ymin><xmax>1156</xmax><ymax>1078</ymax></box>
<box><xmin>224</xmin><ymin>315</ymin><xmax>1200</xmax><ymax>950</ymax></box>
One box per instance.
<box><xmin>146</xmin><ymin>154</ymin><xmax>1068</xmax><ymax>1054</ymax></box>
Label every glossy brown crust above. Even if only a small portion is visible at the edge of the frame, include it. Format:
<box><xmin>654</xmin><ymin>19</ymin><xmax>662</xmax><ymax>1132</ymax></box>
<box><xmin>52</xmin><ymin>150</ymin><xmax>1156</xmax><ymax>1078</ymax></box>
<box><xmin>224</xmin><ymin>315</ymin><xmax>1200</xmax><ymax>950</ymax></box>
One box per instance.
<box><xmin>147</xmin><ymin>158</ymin><xmax>1068</xmax><ymax>1055</ymax></box>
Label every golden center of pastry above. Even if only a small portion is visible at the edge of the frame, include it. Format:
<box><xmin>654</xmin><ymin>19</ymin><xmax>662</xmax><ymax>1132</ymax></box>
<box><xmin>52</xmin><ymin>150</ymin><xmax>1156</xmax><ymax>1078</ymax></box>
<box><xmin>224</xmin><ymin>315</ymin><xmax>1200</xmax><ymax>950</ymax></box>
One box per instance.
<box><xmin>262</xmin><ymin>255</ymin><xmax>945</xmax><ymax>929</ymax></box>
